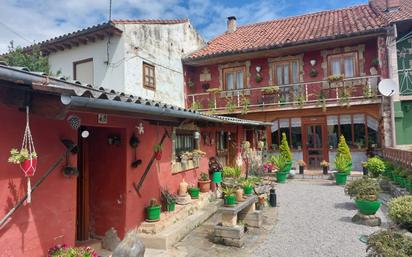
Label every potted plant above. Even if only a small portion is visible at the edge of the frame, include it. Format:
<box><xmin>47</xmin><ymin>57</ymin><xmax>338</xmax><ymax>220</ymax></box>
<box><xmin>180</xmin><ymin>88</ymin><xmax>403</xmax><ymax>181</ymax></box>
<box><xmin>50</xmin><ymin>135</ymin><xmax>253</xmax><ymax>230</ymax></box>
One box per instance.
<box><xmin>297</xmin><ymin>160</ymin><xmax>305</xmax><ymax>174</ymax></box>
<box><xmin>161</xmin><ymin>189</ymin><xmax>176</xmax><ymax>212</ymax></box>
<box><xmin>336</xmin><ymin>135</ymin><xmax>352</xmax><ymax>173</ymax></box>
<box><xmin>361</xmin><ymin>162</ymin><xmax>368</xmax><ymax>176</ymax></box>
<box><xmin>270</xmin><ymin>155</ymin><xmax>288</xmax><ymax>183</ymax></box>
<box><xmin>235</xmin><ymin>186</ymin><xmax>244</xmax><ymax>202</ymax></box>
<box><xmin>366</xmin><ymin>157</ymin><xmax>385</xmax><ymax>178</ymax></box>
<box><xmin>309</xmin><ymin>68</ymin><xmax>318</xmax><ymax>78</ymax></box>
<box><xmin>388</xmin><ymin>195</ymin><xmax>412</xmax><ymax>232</ymax></box>
<box><xmin>320</xmin><ymin>160</ymin><xmax>329</xmax><ymax>175</ymax></box>
<box><xmin>188</xmin><ymin>185</ymin><xmax>200</xmax><ymax>199</ymax></box>
<box><xmin>222</xmin><ymin>186</ymin><xmax>237</xmax><ymax>206</ymax></box>
<box><xmin>335</xmin><ymin>155</ymin><xmax>350</xmax><ymax>185</ymax></box>
<box><xmin>347</xmin><ymin>178</ymin><xmax>381</xmax><ymax>215</ymax></box>
<box><xmin>198</xmin><ymin>172</ymin><xmax>211</xmax><ymax>192</ymax></box>
<box><xmin>327</xmin><ymin>74</ymin><xmax>344</xmax><ymax>83</ymax></box>
<box><xmin>366</xmin><ymin>229</ymin><xmax>412</xmax><ymax>257</ymax></box>
<box><xmin>192</xmin><ymin>149</ymin><xmax>206</xmax><ymax>166</ymax></box>
<box><xmin>261</xmin><ymin>86</ymin><xmax>279</xmax><ymax>95</ymax></box>
<box><xmin>242</xmin><ymin>179</ymin><xmax>254</xmax><ymax>195</ymax></box>
<box><xmin>279</xmin><ymin>132</ymin><xmax>293</xmax><ymax>173</ymax></box>
<box><xmin>8</xmin><ymin>148</ymin><xmax>38</xmax><ymax>176</ymax></box>
<box><xmin>153</xmin><ymin>144</ymin><xmax>162</xmax><ymax>160</ymax></box>
<box><xmin>146</xmin><ymin>198</ymin><xmax>161</xmax><ymax>222</ymax></box>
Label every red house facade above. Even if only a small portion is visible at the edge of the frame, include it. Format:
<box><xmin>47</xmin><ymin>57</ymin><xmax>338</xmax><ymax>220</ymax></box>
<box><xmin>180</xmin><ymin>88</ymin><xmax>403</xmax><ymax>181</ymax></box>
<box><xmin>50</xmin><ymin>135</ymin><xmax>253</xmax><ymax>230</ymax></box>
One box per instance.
<box><xmin>0</xmin><ymin>65</ymin><xmax>267</xmax><ymax>256</ymax></box>
<box><xmin>183</xmin><ymin>3</ymin><xmax>399</xmax><ymax>171</ymax></box>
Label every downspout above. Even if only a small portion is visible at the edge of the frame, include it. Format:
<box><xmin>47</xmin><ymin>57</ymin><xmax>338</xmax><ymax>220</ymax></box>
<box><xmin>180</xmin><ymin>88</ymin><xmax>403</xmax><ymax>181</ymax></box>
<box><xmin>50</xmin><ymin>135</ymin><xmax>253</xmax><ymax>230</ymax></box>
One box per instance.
<box><xmin>388</xmin><ymin>24</ymin><xmax>398</xmax><ymax>147</ymax></box>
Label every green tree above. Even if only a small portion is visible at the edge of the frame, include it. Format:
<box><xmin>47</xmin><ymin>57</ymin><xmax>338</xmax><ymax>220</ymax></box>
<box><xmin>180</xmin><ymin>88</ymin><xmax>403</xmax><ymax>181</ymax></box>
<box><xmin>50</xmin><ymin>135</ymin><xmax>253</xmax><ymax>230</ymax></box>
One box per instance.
<box><xmin>279</xmin><ymin>132</ymin><xmax>292</xmax><ymax>162</ymax></box>
<box><xmin>0</xmin><ymin>41</ymin><xmax>56</xmax><ymax>75</ymax></box>
<box><xmin>336</xmin><ymin>135</ymin><xmax>352</xmax><ymax>163</ymax></box>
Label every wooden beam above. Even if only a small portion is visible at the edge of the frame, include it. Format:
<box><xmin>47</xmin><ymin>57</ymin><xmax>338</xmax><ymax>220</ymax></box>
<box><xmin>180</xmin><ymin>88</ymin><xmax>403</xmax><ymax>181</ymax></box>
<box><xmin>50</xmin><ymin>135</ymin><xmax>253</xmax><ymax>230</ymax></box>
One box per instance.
<box><xmin>86</xmin><ymin>35</ymin><xmax>96</xmax><ymax>42</ymax></box>
<box><xmin>54</xmin><ymin>45</ymin><xmax>64</xmax><ymax>51</ymax></box>
<box><xmin>78</xmin><ymin>38</ymin><xmax>88</xmax><ymax>45</ymax></box>
<box><xmin>70</xmin><ymin>41</ymin><xmax>79</xmax><ymax>47</ymax></box>
<box><xmin>62</xmin><ymin>43</ymin><xmax>72</xmax><ymax>49</ymax></box>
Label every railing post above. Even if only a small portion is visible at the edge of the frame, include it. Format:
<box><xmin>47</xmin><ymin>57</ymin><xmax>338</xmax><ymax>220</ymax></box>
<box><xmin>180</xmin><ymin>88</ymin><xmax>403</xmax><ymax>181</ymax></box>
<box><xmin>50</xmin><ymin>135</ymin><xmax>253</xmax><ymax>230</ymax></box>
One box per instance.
<box><xmin>237</xmin><ymin>91</ymin><xmax>240</xmax><ymax>107</ymax></box>
<box><xmin>305</xmin><ymin>84</ymin><xmax>308</xmax><ymax>101</ymax></box>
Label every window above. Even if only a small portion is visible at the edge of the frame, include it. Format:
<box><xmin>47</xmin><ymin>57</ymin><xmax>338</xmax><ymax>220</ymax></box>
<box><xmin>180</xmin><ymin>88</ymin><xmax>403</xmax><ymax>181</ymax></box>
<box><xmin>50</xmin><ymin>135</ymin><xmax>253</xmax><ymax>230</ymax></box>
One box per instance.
<box><xmin>327</xmin><ymin>53</ymin><xmax>357</xmax><ymax>78</ymax></box>
<box><xmin>143</xmin><ymin>62</ymin><xmax>155</xmax><ymax>89</ymax></box>
<box><xmin>271</xmin><ymin>118</ymin><xmax>302</xmax><ymax>150</ymax></box>
<box><xmin>73</xmin><ymin>58</ymin><xmax>93</xmax><ymax>85</ymax></box>
<box><xmin>217</xmin><ymin>131</ymin><xmax>229</xmax><ymax>151</ymax></box>
<box><xmin>326</xmin><ymin>114</ymin><xmax>379</xmax><ymax>149</ymax></box>
<box><xmin>274</xmin><ymin>60</ymin><xmax>299</xmax><ymax>86</ymax></box>
<box><xmin>175</xmin><ymin>131</ymin><xmax>195</xmax><ymax>155</ymax></box>
<box><xmin>223</xmin><ymin>66</ymin><xmax>246</xmax><ymax>90</ymax></box>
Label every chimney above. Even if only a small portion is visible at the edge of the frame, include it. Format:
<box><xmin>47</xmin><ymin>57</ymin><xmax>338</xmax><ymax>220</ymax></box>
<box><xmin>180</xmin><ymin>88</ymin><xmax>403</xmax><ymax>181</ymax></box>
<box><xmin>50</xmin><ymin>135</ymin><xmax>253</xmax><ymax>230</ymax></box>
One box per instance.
<box><xmin>386</xmin><ymin>0</ymin><xmax>401</xmax><ymax>10</ymax></box>
<box><xmin>227</xmin><ymin>16</ymin><xmax>237</xmax><ymax>33</ymax></box>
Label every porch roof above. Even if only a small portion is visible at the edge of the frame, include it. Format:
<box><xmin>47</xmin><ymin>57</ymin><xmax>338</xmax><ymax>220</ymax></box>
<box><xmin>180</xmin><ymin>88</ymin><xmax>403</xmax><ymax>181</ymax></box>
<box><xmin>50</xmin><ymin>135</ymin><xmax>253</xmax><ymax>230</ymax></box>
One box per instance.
<box><xmin>0</xmin><ymin>64</ymin><xmax>270</xmax><ymax>127</ymax></box>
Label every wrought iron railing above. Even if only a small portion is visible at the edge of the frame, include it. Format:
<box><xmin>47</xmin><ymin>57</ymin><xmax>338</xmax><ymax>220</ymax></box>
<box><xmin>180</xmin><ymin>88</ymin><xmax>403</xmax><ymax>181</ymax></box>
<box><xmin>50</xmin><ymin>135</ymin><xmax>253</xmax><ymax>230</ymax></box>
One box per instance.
<box><xmin>187</xmin><ymin>75</ymin><xmax>381</xmax><ymax>113</ymax></box>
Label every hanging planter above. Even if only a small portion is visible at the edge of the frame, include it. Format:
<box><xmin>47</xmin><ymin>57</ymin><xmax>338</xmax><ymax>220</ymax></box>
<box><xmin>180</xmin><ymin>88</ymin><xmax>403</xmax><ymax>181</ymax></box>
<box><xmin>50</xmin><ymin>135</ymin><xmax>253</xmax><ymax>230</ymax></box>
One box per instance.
<box><xmin>7</xmin><ymin>106</ymin><xmax>38</xmax><ymax>204</ymax></box>
<box><xmin>153</xmin><ymin>144</ymin><xmax>162</xmax><ymax>160</ymax></box>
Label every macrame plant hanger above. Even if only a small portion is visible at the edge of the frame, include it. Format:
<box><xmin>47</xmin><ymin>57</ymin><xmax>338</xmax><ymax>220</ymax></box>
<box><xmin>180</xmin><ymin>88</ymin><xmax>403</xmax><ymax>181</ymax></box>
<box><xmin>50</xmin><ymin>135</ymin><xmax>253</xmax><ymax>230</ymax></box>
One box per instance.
<box><xmin>20</xmin><ymin>106</ymin><xmax>37</xmax><ymax>204</ymax></box>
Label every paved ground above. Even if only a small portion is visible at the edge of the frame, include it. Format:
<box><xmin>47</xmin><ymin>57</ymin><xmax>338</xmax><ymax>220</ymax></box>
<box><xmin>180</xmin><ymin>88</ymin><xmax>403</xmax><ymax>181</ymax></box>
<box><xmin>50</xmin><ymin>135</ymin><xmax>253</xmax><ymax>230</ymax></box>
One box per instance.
<box><xmin>252</xmin><ymin>179</ymin><xmax>387</xmax><ymax>257</ymax></box>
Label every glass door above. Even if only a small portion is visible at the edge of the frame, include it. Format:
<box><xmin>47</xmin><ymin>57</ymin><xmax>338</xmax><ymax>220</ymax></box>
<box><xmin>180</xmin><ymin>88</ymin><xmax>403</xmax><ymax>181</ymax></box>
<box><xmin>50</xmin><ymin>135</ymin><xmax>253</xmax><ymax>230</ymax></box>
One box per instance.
<box><xmin>302</xmin><ymin>117</ymin><xmax>328</xmax><ymax>169</ymax></box>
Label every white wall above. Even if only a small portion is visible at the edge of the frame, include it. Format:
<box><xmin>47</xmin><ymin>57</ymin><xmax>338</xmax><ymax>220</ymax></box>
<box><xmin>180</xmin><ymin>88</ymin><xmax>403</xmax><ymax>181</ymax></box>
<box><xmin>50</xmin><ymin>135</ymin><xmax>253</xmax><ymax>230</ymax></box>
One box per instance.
<box><xmin>49</xmin><ymin>36</ymin><xmax>125</xmax><ymax>92</ymax></box>
<box><xmin>120</xmin><ymin>22</ymin><xmax>204</xmax><ymax>107</ymax></box>
<box><xmin>48</xmin><ymin>21</ymin><xmax>204</xmax><ymax>107</ymax></box>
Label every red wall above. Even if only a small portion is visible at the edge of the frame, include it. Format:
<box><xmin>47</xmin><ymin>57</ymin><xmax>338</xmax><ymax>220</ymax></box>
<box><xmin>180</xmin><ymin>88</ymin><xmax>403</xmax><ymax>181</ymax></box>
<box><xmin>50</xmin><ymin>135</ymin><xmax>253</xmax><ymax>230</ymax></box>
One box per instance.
<box><xmin>185</xmin><ymin>40</ymin><xmax>380</xmax><ymax>108</ymax></box>
<box><xmin>0</xmin><ymin>104</ymin><xmax>77</xmax><ymax>257</ymax></box>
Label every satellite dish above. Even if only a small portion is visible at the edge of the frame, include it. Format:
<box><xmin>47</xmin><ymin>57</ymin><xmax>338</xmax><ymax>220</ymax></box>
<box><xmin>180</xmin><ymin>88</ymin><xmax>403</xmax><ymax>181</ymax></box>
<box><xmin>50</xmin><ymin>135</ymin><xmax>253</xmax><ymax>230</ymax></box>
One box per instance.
<box><xmin>378</xmin><ymin>79</ymin><xmax>396</xmax><ymax>96</ymax></box>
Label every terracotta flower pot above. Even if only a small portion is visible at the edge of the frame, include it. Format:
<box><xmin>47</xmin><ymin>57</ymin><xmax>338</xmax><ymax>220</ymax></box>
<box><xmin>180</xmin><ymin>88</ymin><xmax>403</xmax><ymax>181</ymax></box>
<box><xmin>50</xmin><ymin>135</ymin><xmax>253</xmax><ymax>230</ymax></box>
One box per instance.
<box><xmin>236</xmin><ymin>188</ymin><xmax>244</xmax><ymax>202</ymax></box>
<box><xmin>198</xmin><ymin>180</ymin><xmax>211</xmax><ymax>192</ymax></box>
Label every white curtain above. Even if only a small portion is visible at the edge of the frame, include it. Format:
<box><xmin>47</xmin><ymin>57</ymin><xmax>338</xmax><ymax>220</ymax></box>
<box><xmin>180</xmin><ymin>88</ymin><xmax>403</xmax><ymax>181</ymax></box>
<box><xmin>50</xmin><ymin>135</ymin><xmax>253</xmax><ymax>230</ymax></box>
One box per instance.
<box><xmin>340</xmin><ymin>115</ymin><xmax>351</xmax><ymax>125</ymax></box>
<box><xmin>367</xmin><ymin>116</ymin><xmax>378</xmax><ymax>131</ymax></box>
<box><xmin>271</xmin><ymin>121</ymin><xmax>279</xmax><ymax>132</ymax></box>
<box><xmin>291</xmin><ymin>118</ymin><xmax>301</xmax><ymax>127</ymax></box>
<box><xmin>353</xmin><ymin>114</ymin><xmax>365</xmax><ymax>124</ymax></box>
<box><xmin>331</xmin><ymin>59</ymin><xmax>341</xmax><ymax>75</ymax></box>
<box><xmin>344</xmin><ymin>57</ymin><xmax>354</xmax><ymax>77</ymax></box>
<box><xmin>236</xmin><ymin>71</ymin><xmax>244</xmax><ymax>89</ymax></box>
<box><xmin>279</xmin><ymin>118</ymin><xmax>289</xmax><ymax>128</ymax></box>
<box><xmin>226</xmin><ymin>72</ymin><xmax>234</xmax><ymax>90</ymax></box>
<box><xmin>327</xmin><ymin>115</ymin><xmax>339</xmax><ymax>125</ymax></box>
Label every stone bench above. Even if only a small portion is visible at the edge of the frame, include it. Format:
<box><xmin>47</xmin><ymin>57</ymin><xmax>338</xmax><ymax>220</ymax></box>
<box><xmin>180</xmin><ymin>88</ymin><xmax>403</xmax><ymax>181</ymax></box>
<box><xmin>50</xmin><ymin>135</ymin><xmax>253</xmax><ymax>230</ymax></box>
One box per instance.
<box><xmin>212</xmin><ymin>195</ymin><xmax>262</xmax><ymax>247</ymax></box>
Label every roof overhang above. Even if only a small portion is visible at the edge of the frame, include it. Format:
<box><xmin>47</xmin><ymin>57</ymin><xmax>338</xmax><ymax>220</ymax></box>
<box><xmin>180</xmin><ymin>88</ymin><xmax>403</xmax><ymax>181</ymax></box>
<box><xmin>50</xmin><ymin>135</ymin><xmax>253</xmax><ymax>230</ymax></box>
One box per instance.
<box><xmin>21</xmin><ymin>22</ymin><xmax>123</xmax><ymax>56</ymax></box>
<box><xmin>184</xmin><ymin>30</ymin><xmax>387</xmax><ymax>66</ymax></box>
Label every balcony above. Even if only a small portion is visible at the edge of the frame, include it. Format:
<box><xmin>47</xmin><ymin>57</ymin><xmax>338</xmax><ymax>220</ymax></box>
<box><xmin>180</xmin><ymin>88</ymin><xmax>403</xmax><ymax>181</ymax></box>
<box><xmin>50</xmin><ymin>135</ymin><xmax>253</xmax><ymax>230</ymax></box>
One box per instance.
<box><xmin>187</xmin><ymin>75</ymin><xmax>381</xmax><ymax>115</ymax></box>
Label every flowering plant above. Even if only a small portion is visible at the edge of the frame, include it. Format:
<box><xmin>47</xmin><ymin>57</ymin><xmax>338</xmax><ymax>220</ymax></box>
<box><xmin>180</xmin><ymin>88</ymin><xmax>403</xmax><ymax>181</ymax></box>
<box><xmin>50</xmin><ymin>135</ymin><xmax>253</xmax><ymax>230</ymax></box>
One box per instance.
<box><xmin>8</xmin><ymin>148</ymin><xmax>37</xmax><ymax>164</ymax></box>
<box><xmin>47</xmin><ymin>244</ymin><xmax>98</xmax><ymax>257</ymax></box>
<box><xmin>263</xmin><ymin>162</ymin><xmax>273</xmax><ymax>173</ymax></box>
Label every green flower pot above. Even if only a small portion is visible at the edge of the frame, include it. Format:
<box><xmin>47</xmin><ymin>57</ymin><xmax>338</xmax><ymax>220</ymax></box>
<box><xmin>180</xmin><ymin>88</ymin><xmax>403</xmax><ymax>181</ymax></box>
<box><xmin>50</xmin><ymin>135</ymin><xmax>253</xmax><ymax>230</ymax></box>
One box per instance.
<box><xmin>335</xmin><ymin>172</ymin><xmax>348</xmax><ymax>185</ymax></box>
<box><xmin>394</xmin><ymin>175</ymin><xmax>400</xmax><ymax>184</ymax></box>
<box><xmin>166</xmin><ymin>201</ymin><xmax>175</xmax><ymax>212</ymax></box>
<box><xmin>146</xmin><ymin>205</ymin><xmax>161</xmax><ymax>221</ymax></box>
<box><xmin>276</xmin><ymin>172</ymin><xmax>288</xmax><ymax>184</ymax></box>
<box><xmin>399</xmin><ymin>177</ymin><xmax>407</xmax><ymax>188</ymax></box>
<box><xmin>224</xmin><ymin>195</ymin><xmax>236</xmax><ymax>206</ymax></box>
<box><xmin>243</xmin><ymin>186</ymin><xmax>253</xmax><ymax>195</ymax></box>
<box><xmin>188</xmin><ymin>188</ymin><xmax>200</xmax><ymax>199</ymax></box>
<box><xmin>212</xmin><ymin>171</ymin><xmax>222</xmax><ymax>183</ymax></box>
<box><xmin>355</xmin><ymin>199</ymin><xmax>381</xmax><ymax>215</ymax></box>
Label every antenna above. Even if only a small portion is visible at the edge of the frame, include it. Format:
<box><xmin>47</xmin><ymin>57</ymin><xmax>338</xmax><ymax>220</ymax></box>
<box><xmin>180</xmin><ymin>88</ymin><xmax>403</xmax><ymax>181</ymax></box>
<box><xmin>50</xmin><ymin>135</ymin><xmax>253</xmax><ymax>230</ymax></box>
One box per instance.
<box><xmin>378</xmin><ymin>79</ymin><xmax>397</xmax><ymax>97</ymax></box>
<box><xmin>109</xmin><ymin>0</ymin><xmax>112</xmax><ymax>21</ymax></box>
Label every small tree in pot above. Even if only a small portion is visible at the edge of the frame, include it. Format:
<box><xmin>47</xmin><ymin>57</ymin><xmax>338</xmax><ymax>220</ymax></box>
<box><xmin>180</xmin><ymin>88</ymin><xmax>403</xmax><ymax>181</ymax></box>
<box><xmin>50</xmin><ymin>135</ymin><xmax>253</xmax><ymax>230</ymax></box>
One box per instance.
<box><xmin>366</xmin><ymin>157</ymin><xmax>385</xmax><ymax>178</ymax></box>
<box><xmin>350</xmin><ymin>178</ymin><xmax>381</xmax><ymax>215</ymax></box>
<box><xmin>198</xmin><ymin>172</ymin><xmax>211</xmax><ymax>193</ymax></box>
<box><xmin>270</xmin><ymin>155</ymin><xmax>288</xmax><ymax>184</ymax></box>
<box><xmin>335</xmin><ymin>155</ymin><xmax>350</xmax><ymax>185</ymax></box>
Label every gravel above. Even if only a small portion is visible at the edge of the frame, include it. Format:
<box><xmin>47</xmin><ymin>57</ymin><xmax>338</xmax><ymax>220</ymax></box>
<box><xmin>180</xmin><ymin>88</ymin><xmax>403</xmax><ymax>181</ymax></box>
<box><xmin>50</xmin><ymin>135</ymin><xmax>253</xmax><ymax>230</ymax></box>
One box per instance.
<box><xmin>252</xmin><ymin>180</ymin><xmax>387</xmax><ymax>257</ymax></box>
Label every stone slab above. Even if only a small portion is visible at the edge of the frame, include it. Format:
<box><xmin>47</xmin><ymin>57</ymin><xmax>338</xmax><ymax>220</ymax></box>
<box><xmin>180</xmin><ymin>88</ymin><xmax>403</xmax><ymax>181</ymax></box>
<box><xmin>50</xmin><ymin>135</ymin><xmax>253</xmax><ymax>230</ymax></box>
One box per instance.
<box><xmin>352</xmin><ymin>212</ymin><xmax>382</xmax><ymax>227</ymax></box>
<box><xmin>242</xmin><ymin>211</ymin><xmax>262</xmax><ymax>228</ymax></box>
<box><xmin>212</xmin><ymin>235</ymin><xmax>245</xmax><ymax>248</ymax></box>
<box><xmin>213</xmin><ymin>225</ymin><xmax>244</xmax><ymax>239</ymax></box>
<box><xmin>218</xmin><ymin>195</ymin><xmax>257</xmax><ymax>215</ymax></box>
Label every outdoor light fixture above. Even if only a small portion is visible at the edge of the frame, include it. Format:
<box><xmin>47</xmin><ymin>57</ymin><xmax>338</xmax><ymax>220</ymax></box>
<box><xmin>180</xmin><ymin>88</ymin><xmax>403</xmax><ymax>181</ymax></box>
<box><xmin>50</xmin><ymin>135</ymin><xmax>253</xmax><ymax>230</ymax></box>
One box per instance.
<box><xmin>255</xmin><ymin>65</ymin><xmax>262</xmax><ymax>72</ymax></box>
<box><xmin>310</xmin><ymin>60</ymin><xmax>316</xmax><ymax>66</ymax></box>
<box><xmin>194</xmin><ymin>131</ymin><xmax>201</xmax><ymax>139</ymax></box>
<box><xmin>81</xmin><ymin>130</ymin><xmax>90</xmax><ymax>138</ymax></box>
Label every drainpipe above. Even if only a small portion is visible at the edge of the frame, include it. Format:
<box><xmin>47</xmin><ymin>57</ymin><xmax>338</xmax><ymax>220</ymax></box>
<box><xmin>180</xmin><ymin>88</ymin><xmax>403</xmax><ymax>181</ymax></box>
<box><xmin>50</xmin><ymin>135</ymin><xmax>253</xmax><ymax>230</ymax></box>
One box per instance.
<box><xmin>388</xmin><ymin>24</ymin><xmax>398</xmax><ymax>148</ymax></box>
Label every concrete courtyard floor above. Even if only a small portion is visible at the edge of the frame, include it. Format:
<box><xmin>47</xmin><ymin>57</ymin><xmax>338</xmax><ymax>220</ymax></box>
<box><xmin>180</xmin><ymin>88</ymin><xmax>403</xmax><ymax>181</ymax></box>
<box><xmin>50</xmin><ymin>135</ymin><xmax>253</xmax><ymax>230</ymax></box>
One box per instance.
<box><xmin>146</xmin><ymin>179</ymin><xmax>388</xmax><ymax>257</ymax></box>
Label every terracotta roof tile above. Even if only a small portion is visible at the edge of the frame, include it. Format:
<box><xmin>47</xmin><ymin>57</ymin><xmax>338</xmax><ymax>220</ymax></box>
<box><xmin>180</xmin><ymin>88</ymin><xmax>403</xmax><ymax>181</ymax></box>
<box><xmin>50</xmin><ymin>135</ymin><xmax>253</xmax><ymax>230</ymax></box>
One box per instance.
<box><xmin>186</xmin><ymin>4</ymin><xmax>387</xmax><ymax>60</ymax></box>
<box><xmin>370</xmin><ymin>0</ymin><xmax>412</xmax><ymax>23</ymax></box>
<box><xmin>112</xmin><ymin>19</ymin><xmax>189</xmax><ymax>24</ymax></box>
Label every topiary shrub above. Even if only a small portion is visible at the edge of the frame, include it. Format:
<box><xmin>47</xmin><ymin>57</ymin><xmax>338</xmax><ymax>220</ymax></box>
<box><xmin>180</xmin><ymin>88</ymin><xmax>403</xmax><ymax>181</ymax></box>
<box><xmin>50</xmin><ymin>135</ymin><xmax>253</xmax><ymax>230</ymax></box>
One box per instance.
<box><xmin>388</xmin><ymin>195</ymin><xmax>412</xmax><ymax>232</ymax></box>
<box><xmin>279</xmin><ymin>132</ymin><xmax>293</xmax><ymax>163</ymax></box>
<box><xmin>336</xmin><ymin>135</ymin><xmax>351</xmax><ymax>163</ymax></box>
<box><xmin>366</xmin><ymin>157</ymin><xmax>386</xmax><ymax>178</ymax></box>
<box><xmin>366</xmin><ymin>229</ymin><xmax>412</xmax><ymax>257</ymax></box>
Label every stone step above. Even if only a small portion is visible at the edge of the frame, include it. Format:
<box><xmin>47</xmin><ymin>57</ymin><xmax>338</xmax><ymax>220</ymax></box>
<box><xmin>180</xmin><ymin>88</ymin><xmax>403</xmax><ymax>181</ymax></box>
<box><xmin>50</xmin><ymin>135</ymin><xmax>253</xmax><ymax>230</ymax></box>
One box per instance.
<box><xmin>138</xmin><ymin>198</ymin><xmax>223</xmax><ymax>250</ymax></box>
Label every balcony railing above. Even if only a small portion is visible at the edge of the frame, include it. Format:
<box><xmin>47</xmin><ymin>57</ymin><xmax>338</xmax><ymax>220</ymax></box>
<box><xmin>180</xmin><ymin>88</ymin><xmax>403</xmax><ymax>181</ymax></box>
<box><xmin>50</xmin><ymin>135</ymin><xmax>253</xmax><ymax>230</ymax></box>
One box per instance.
<box><xmin>187</xmin><ymin>75</ymin><xmax>381</xmax><ymax>114</ymax></box>
<box><xmin>383</xmin><ymin>147</ymin><xmax>412</xmax><ymax>169</ymax></box>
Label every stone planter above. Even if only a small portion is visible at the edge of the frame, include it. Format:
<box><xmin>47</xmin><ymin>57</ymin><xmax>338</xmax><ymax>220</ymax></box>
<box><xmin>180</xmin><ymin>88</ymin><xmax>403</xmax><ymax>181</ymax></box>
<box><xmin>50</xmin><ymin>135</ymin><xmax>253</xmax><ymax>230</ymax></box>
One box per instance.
<box><xmin>355</xmin><ymin>199</ymin><xmax>381</xmax><ymax>215</ymax></box>
<box><xmin>198</xmin><ymin>180</ymin><xmax>211</xmax><ymax>192</ymax></box>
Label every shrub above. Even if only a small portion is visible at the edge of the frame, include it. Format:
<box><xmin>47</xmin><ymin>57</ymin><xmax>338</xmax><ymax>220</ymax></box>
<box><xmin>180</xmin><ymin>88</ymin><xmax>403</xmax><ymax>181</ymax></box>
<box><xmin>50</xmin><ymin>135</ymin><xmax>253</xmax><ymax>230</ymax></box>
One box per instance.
<box><xmin>279</xmin><ymin>133</ymin><xmax>293</xmax><ymax>162</ymax></box>
<box><xmin>345</xmin><ymin>178</ymin><xmax>380</xmax><ymax>200</ymax></box>
<box><xmin>388</xmin><ymin>195</ymin><xmax>412</xmax><ymax>232</ymax></box>
<box><xmin>47</xmin><ymin>244</ymin><xmax>98</xmax><ymax>257</ymax></box>
<box><xmin>269</xmin><ymin>155</ymin><xmax>288</xmax><ymax>172</ymax></box>
<box><xmin>222</xmin><ymin>166</ymin><xmax>235</xmax><ymax>178</ymax></box>
<box><xmin>233</xmin><ymin>166</ymin><xmax>242</xmax><ymax>178</ymax></box>
<box><xmin>366</xmin><ymin>157</ymin><xmax>385</xmax><ymax>178</ymax></box>
<box><xmin>336</xmin><ymin>135</ymin><xmax>351</xmax><ymax>163</ymax></box>
<box><xmin>335</xmin><ymin>155</ymin><xmax>350</xmax><ymax>173</ymax></box>
<box><xmin>366</xmin><ymin>229</ymin><xmax>412</xmax><ymax>257</ymax></box>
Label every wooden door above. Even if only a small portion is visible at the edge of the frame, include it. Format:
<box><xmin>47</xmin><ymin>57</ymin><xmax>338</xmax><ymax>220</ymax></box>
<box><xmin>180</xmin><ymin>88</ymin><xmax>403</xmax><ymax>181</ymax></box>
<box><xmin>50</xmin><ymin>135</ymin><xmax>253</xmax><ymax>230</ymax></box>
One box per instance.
<box><xmin>302</xmin><ymin>117</ymin><xmax>328</xmax><ymax>169</ymax></box>
<box><xmin>228</xmin><ymin>133</ymin><xmax>238</xmax><ymax>167</ymax></box>
<box><xmin>76</xmin><ymin>128</ymin><xmax>90</xmax><ymax>241</ymax></box>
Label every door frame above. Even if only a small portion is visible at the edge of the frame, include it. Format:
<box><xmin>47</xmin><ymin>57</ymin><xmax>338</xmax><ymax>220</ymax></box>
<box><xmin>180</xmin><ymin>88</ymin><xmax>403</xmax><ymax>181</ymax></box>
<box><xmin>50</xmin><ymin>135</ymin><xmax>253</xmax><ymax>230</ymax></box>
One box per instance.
<box><xmin>302</xmin><ymin>117</ymin><xmax>329</xmax><ymax>168</ymax></box>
